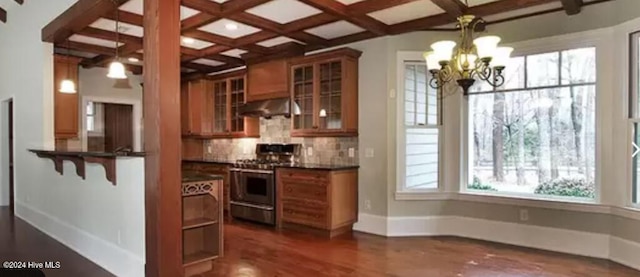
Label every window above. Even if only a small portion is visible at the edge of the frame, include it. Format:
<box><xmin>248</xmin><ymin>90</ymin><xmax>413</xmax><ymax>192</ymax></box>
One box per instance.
<box><xmin>86</xmin><ymin>102</ymin><xmax>95</xmax><ymax>132</ymax></box>
<box><xmin>631</xmin><ymin>32</ymin><xmax>640</xmax><ymax>204</ymax></box>
<box><xmin>467</xmin><ymin>47</ymin><xmax>597</xmax><ymax>200</ymax></box>
<box><xmin>398</xmin><ymin>61</ymin><xmax>440</xmax><ymax>191</ymax></box>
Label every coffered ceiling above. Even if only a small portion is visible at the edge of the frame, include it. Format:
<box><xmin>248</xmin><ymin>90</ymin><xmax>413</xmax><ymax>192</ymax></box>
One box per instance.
<box><xmin>45</xmin><ymin>0</ymin><xmax>610</xmax><ymax>77</ymax></box>
<box><xmin>0</xmin><ymin>0</ymin><xmax>24</xmax><ymax>23</ymax></box>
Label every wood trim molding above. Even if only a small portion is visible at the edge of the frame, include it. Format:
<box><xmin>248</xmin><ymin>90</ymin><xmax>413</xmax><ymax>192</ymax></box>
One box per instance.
<box><xmin>30</xmin><ymin>150</ymin><xmax>122</xmax><ymax>185</ymax></box>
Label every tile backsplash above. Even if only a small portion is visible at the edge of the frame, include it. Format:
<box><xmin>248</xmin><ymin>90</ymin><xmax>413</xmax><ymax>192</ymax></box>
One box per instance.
<box><xmin>203</xmin><ymin>116</ymin><xmax>358</xmax><ymax>165</ymax></box>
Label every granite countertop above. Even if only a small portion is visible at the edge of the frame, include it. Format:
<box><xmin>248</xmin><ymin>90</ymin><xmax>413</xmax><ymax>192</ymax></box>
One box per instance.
<box><xmin>183</xmin><ymin>158</ymin><xmax>359</xmax><ymax>171</ymax></box>
<box><xmin>275</xmin><ymin>163</ymin><xmax>360</xmax><ymax>170</ymax></box>
<box><xmin>182</xmin><ymin>171</ymin><xmax>224</xmax><ymax>182</ymax></box>
<box><xmin>29</xmin><ymin>149</ymin><xmax>145</xmax><ymax>157</ymax></box>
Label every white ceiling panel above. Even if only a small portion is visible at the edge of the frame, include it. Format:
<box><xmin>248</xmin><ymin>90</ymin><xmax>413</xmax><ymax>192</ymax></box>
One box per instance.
<box><xmin>211</xmin><ymin>0</ymin><xmax>230</xmax><ymax>3</ymax></box>
<box><xmin>69</xmin><ymin>35</ymin><xmax>123</xmax><ymax>48</ymax></box>
<box><xmin>198</xmin><ymin>19</ymin><xmax>261</xmax><ymax>38</ymax></box>
<box><xmin>257</xmin><ymin>36</ymin><xmax>303</xmax><ymax>47</ymax></box>
<box><xmin>368</xmin><ymin>0</ymin><xmax>444</xmax><ymax>25</ymax></box>
<box><xmin>181</xmin><ymin>37</ymin><xmax>215</xmax><ymax>50</ymax></box>
<box><xmin>335</xmin><ymin>0</ymin><xmax>366</xmax><ymax>5</ymax></box>
<box><xmin>246</xmin><ymin>0</ymin><xmax>322</xmax><ymax>24</ymax></box>
<box><xmin>90</xmin><ymin>18</ymin><xmax>144</xmax><ymax>37</ymax></box>
<box><xmin>221</xmin><ymin>49</ymin><xmax>248</xmax><ymax>58</ymax></box>
<box><xmin>119</xmin><ymin>0</ymin><xmax>198</xmax><ymax>19</ymax></box>
<box><xmin>57</xmin><ymin>49</ymin><xmax>99</xmax><ymax>59</ymax></box>
<box><xmin>305</xmin><ymin>21</ymin><xmax>365</xmax><ymax>39</ymax></box>
<box><xmin>193</xmin><ymin>59</ymin><xmax>225</xmax><ymax>67</ymax></box>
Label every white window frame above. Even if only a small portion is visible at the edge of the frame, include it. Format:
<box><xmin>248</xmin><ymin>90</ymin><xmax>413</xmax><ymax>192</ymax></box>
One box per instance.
<box><xmin>460</xmin><ymin>30</ymin><xmax>609</xmax><ymax>204</ymax></box>
<box><xmin>395</xmin><ymin>51</ymin><xmax>444</xmax><ymax>199</ymax></box>
<box><xmin>629</xmin><ymin>31</ymin><xmax>640</xmax><ymax>208</ymax></box>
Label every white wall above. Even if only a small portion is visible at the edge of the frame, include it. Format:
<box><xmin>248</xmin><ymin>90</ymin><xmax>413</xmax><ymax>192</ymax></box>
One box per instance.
<box><xmin>0</xmin><ymin>1</ymin><xmax>145</xmax><ymax>276</ymax></box>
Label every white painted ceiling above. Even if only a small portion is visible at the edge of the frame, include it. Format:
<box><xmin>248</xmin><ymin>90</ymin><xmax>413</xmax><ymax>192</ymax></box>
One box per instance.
<box><xmin>246</xmin><ymin>0</ymin><xmax>322</xmax><ymax>24</ymax></box>
<box><xmin>69</xmin><ymin>35</ymin><xmax>124</xmax><ymax>48</ymax></box>
<box><xmin>257</xmin><ymin>36</ymin><xmax>304</xmax><ymax>47</ymax></box>
<box><xmin>368</xmin><ymin>0</ymin><xmax>444</xmax><ymax>25</ymax></box>
<box><xmin>198</xmin><ymin>19</ymin><xmax>261</xmax><ymax>39</ymax></box>
<box><xmin>305</xmin><ymin>21</ymin><xmax>365</xmax><ymax>39</ymax></box>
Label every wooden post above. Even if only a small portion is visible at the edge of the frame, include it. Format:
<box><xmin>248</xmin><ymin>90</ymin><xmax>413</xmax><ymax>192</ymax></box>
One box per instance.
<box><xmin>143</xmin><ymin>0</ymin><xmax>182</xmax><ymax>276</ymax></box>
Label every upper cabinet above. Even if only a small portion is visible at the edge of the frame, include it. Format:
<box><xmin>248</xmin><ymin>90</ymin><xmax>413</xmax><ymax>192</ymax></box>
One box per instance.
<box><xmin>54</xmin><ymin>54</ymin><xmax>82</xmax><ymax>139</ymax></box>
<box><xmin>289</xmin><ymin>48</ymin><xmax>361</xmax><ymax>137</ymax></box>
<box><xmin>247</xmin><ymin>59</ymin><xmax>289</xmax><ymax>102</ymax></box>
<box><xmin>181</xmin><ymin>71</ymin><xmax>259</xmax><ymax>138</ymax></box>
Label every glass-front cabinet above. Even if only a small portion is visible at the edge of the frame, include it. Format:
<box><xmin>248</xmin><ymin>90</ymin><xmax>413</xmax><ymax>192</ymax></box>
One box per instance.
<box><xmin>290</xmin><ymin>48</ymin><xmax>361</xmax><ymax>137</ymax></box>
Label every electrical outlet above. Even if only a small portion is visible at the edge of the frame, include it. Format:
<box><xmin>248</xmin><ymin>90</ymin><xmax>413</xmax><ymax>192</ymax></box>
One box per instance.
<box><xmin>348</xmin><ymin>148</ymin><xmax>355</xmax><ymax>158</ymax></box>
<box><xmin>364</xmin><ymin>200</ymin><xmax>372</xmax><ymax>210</ymax></box>
<box><xmin>307</xmin><ymin>147</ymin><xmax>313</xmax><ymax>156</ymax></box>
<box><xmin>519</xmin><ymin>209</ymin><xmax>529</xmax><ymax>222</ymax></box>
<box><xmin>389</xmin><ymin>89</ymin><xmax>396</xmax><ymax>98</ymax></box>
<box><xmin>207</xmin><ymin>145</ymin><xmax>212</xmax><ymax>154</ymax></box>
<box><xmin>365</xmin><ymin>148</ymin><xmax>374</xmax><ymax>158</ymax></box>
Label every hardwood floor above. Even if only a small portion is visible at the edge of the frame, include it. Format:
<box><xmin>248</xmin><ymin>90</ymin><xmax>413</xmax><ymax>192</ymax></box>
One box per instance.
<box><xmin>1</xmin><ymin>207</ymin><xmax>638</xmax><ymax>277</ymax></box>
<box><xmin>208</xmin><ymin>220</ymin><xmax>640</xmax><ymax>277</ymax></box>
<box><xmin>0</xmin><ymin>207</ymin><xmax>113</xmax><ymax>277</ymax></box>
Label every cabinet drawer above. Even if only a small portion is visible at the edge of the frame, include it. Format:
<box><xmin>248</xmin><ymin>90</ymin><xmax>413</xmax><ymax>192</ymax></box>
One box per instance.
<box><xmin>281</xmin><ymin>198</ymin><xmax>327</xmax><ymax>229</ymax></box>
<box><xmin>279</xmin><ymin>170</ymin><xmax>329</xmax><ymax>183</ymax></box>
<box><xmin>281</xmin><ymin>179</ymin><xmax>327</xmax><ymax>202</ymax></box>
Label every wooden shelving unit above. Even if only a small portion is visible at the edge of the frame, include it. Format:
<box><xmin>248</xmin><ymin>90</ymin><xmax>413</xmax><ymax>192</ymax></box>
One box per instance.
<box><xmin>181</xmin><ymin>174</ymin><xmax>223</xmax><ymax>277</ymax></box>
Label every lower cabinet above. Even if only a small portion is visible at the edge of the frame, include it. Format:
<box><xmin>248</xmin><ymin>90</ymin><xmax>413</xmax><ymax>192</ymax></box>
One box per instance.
<box><xmin>182</xmin><ymin>162</ymin><xmax>230</xmax><ymax>212</ymax></box>
<box><xmin>276</xmin><ymin>168</ymin><xmax>358</xmax><ymax>238</ymax></box>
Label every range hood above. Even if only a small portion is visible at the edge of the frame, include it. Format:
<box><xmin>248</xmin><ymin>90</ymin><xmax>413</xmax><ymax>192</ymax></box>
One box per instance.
<box><xmin>238</xmin><ymin>98</ymin><xmax>301</xmax><ymax>118</ymax></box>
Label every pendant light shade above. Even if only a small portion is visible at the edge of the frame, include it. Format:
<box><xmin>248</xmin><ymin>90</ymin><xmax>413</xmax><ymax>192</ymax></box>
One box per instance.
<box><xmin>107</xmin><ymin>61</ymin><xmax>127</xmax><ymax>79</ymax></box>
<box><xmin>59</xmin><ymin>79</ymin><xmax>77</xmax><ymax>94</ymax></box>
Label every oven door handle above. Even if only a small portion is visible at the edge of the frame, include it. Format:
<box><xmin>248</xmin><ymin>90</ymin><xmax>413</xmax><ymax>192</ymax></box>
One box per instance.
<box><xmin>230</xmin><ymin>201</ymin><xmax>274</xmax><ymax>211</ymax></box>
<box><xmin>231</xmin><ymin>168</ymin><xmax>274</xmax><ymax>174</ymax></box>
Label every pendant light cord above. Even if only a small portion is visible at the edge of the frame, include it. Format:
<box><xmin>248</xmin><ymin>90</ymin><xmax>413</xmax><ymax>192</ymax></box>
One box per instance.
<box><xmin>67</xmin><ymin>40</ymin><xmax>72</xmax><ymax>79</ymax></box>
<box><xmin>113</xmin><ymin>0</ymin><xmax>120</xmax><ymax>60</ymax></box>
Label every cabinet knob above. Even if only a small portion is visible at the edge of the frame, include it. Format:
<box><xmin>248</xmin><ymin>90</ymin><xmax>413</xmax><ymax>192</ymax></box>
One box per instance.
<box><xmin>313</xmin><ymin>126</ymin><xmax>319</xmax><ymax>129</ymax></box>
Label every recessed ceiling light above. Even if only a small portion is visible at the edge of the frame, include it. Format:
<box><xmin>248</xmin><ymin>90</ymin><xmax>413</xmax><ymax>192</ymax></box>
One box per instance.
<box><xmin>225</xmin><ymin>23</ymin><xmax>239</xmax><ymax>31</ymax></box>
<box><xmin>128</xmin><ymin>57</ymin><xmax>139</xmax><ymax>63</ymax></box>
<box><xmin>182</xmin><ymin>37</ymin><xmax>195</xmax><ymax>44</ymax></box>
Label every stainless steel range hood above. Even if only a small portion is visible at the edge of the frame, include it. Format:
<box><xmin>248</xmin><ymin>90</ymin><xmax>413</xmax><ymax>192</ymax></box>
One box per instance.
<box><xmin>238</xmin><ymin>98</ymin><xmax>300</xmax><ymax>118</ymax></box>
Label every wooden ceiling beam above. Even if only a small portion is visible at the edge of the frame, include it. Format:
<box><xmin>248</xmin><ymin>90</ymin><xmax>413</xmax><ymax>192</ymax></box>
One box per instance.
<box><xmin>0</xmin><ymin>8</ymin><xmax>6</xmax><ymax>23</ymax></box>
<box><xmin>297</xmin><ymin>0</ymin><xmax>388</xmax><ymax>35</ymax></box>
<box><xmin>104</xmin><ymin>10</ymin><xmax>143</xmax><ymax>26</ymax></box>
<box><xmin>560</xmin><ymin>0</ymin><xmax>583</xmax><ymax>15</ymax></box>
<box><xmin>430</xmin><ymin>0</ymin><xmax>468</xmax><ymax>18</ymax></box>
<box><xmin>347</xmin><ymin>0</ymin><xmax>419</xmax><ymax>14</ymax></box>
<box><xmin>181</xmin><ymin>0</ymin><xmax>222</xmax><ymax>15</ymax></box>
<box><xmin>180</xmin><ymin>0</ymin><xmax>269</xmax><ymax>32</ymax></box>
<box><xmin>14</xmin><ymin>0</ymin><xmax>24</xmax><ymax>4</ymax></box>
<box><xmin>471</xmin><ymin>0</ymin><xmax>557</xmax><ymax>17</ymax></box>
<box><xmin>228</xmin><ymin>12</ymin><xmax>330</xmax><ymax>46</ymax></box>
<box><xmin>282</xmin><ymin>13</ymin><xmax>336</xmax><ymax>32</ymax></box>
<box><xmin>78</xmin><ymin>27</ymin><xmax>142</xmax><ymax>46</ymax></box>
<box><xmin>42</xmin><ymin>0</ymin><xmax>129</xmax><ymax>43</ymax></box>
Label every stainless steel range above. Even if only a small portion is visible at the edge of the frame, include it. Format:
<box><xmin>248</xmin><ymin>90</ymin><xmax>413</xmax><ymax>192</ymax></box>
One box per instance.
<box><xmin>230</xmin><ymin>143</ymin><xmax>301</xmax><ymax>225</ymax></box>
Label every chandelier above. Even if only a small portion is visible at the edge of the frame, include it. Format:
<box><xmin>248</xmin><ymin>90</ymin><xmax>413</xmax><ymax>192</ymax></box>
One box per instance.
<box><xmin>424</xmin><ymin>14</ymin><xmax>513</xmax><ymax>95</ymax></box>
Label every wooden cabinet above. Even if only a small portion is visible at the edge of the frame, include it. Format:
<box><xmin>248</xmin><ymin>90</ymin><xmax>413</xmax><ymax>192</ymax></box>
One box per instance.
<box><xmin>247</xmin><ymin>59</ymin><xmax>289</xmax><ymax>101</ymax></box>
<box><xmin>181</xmin><ymin>72</ymin><xmax>259</xmax><ymax>138</ymax></box>
<box><xmin>181</xmin><ymin>175</ymin><xmax>223</xmax><ymax>277</ymax></box>
<box><xmin>276</xmin><ymin>168</ymin><xmax>358</xmax><ymax>238</ymax></box>
<box><xmin>182</xmin><ymin>162</ymin><xmax>230</xmax><ymax>213</ymax></box>
<box><xmin>54</xmin><ymin>54</ymin><xmax>81</xmax><ymax>139</ymax></box>
<box><xmin>289</xmin><ymin>48</ymin><xmax>361</xmax><ymax>137</ymax></box>
<box><xmin>181</xmin><ymin>79</ymin><xmax>214</xmax><ymax>136</ymax></box>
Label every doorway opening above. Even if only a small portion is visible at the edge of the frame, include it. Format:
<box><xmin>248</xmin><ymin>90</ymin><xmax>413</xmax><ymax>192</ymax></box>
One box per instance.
<box><xmin>86</xmin><ymin>102</ymin><xmax>134</xmax><ymax>152</ymax></box>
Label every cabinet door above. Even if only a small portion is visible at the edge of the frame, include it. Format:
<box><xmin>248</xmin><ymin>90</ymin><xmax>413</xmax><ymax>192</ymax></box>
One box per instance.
<box><xmin>213</xmin><ymin>80</ymin><xmax>228</xmax><ymax>134</ymax></box>
<box><xmin>318</xmin><ymin>60</ymin><xmax>343</xmax><ymax>131</ymax></box>
<box><xmin>229</xmin><ymin>77</ymin><xmax>245</xmax><ymax>133</ymax></box>
<box><xmin>54</xmin><ymin>56</ymin><xmax>79</xmax><ymax>139</ymax></box>
<box><xmin>291</xmin><ymin>65</ymin><xmax>315</xmax><ymax>131</ymax></box>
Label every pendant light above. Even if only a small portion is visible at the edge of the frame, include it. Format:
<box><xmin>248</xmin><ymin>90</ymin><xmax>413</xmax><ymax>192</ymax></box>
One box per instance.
<box><xmin>107</xmin><ymin>5</ymin><xmax>127</xmax><ymax>79</ymax></box>
<box><xmin>59</xmin><ymin>40</ymin><xmax>77</xmax><ymax>94</ymax></box>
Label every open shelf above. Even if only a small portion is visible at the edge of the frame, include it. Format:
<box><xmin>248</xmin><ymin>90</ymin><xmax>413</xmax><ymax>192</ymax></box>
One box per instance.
<box><xmin>183</xmin><ymin>251</ymin><xmax>218</xmax><ymax>267</ymax></box>
<box><xmin>182</xmin><ymin>218</ymin><xmax>218</xmax><ymax>230</ymax></box>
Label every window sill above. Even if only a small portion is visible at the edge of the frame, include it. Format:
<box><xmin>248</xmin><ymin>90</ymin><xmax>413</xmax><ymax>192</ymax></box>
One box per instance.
<box><xmin>395</xmin><ymin>190</ymin><xmax>610</xmax><ymax>214</ymax></box>
<box><xmin>611</xmin><ymin>206</ymin><xmax>640</xmax><ymax>220</ymax></box>
<box><xmin>395</xmin><ymin>191</ymin><xmax>454</xmax><ymax>201</ymax></box>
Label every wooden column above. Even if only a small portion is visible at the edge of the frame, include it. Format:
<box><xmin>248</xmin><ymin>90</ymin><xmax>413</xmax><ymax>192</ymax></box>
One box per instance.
<box><xmin>143</xmin><ymin>0</ymin><xmax>182</xmax><ymax>276</ymax></box>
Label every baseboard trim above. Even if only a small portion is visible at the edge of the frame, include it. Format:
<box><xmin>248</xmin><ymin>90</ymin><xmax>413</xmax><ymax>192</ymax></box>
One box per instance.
<box><xmin>356</xmin><ymin>213</ymin><xmax>639</xmax><ymax>270</ymax></box>
<box><xmin>15</xmin><ymin>202</ymin><xmax>144</xmax><ymax>277</ymax></box>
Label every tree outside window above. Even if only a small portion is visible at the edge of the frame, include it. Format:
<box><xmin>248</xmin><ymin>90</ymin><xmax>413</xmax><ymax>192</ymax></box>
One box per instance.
<box><xmin>467</xmin><ymin>47</ymin><xmax>596</xmax><ymax>199</ymax></box>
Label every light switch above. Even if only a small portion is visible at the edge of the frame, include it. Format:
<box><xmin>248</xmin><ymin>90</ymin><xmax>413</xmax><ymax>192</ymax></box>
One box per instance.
<box><xmin>348</xmin><ymin>148</ymin><xmax>355</xmax><ymax>158</ymax></box>
<box><xmin>365</xmin><ymin>148</ymin><xmax>374</xmax><ymax>158</ymax></box>
<box><xmin>207</xmin><ymin>145</ymin><xmax>212</xmax><ymax>154</ymax></box>
<box><xmin>389</xmin><ymin>89</ymin><xmax>396</xmax><ymax>98</ymax></box>
<box><xmin>307</xmin><ymin>147</ymin><xmax>313</xmax><ymax>156</ymax></box>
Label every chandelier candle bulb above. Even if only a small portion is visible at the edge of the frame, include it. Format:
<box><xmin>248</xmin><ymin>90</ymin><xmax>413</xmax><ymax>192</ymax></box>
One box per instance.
<box><xmin>424</xmin><ymin>51</ymin><xmax>441</xmax><ymax>70</ymax></box>
<box><xmin>473</xmin><ymin>36</ymin><xmax>501</xmax><ymax>60</ymax></box>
